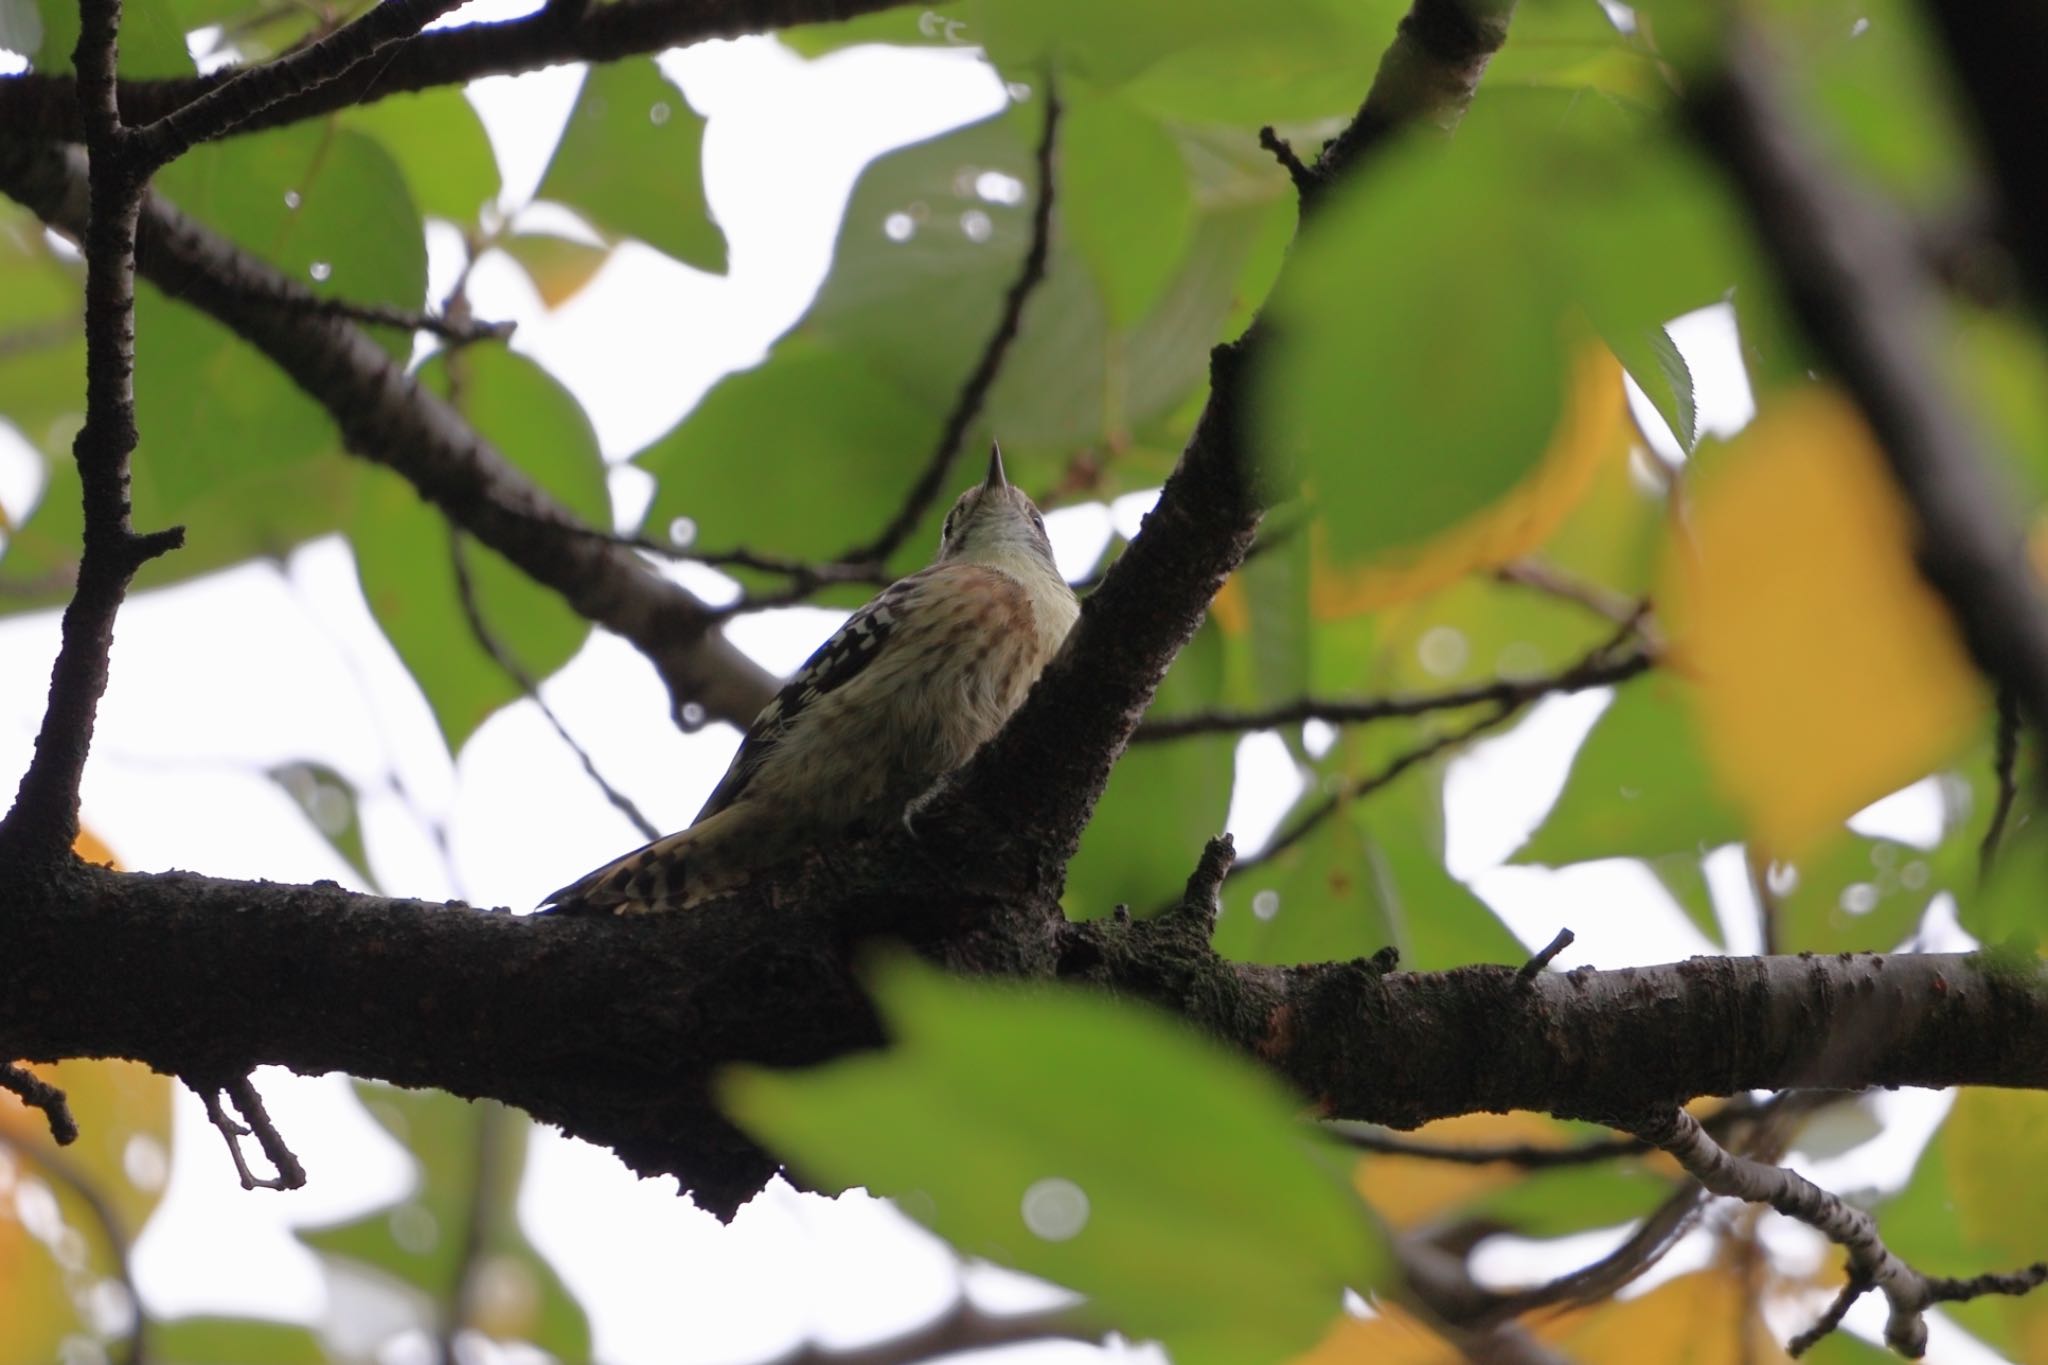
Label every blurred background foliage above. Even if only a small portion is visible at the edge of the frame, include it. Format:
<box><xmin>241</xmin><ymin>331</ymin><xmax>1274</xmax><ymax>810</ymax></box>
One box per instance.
<box><xmin>5</xmin><ymin>0</ymin><xmax>2048</xmax><ymax>1360</ymax></box>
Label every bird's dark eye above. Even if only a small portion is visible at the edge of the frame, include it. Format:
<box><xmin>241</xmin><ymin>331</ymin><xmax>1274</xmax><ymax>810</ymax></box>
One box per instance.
<box><xmin>1029</xmin><ymin>508</ymin><xmax>1045</xmax><ymax>529</ymax></box>
<box><xmin>942</xmin><ymin>510</ymin><xmax>958</xmax><ymax>539</ymax></box>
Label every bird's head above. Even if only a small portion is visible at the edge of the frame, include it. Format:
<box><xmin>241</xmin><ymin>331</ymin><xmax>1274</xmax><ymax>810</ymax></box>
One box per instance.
<box><xmin>936</xmin><ymin>443</ymin><xmax>1058</xmax><ymax>574</ymax></box>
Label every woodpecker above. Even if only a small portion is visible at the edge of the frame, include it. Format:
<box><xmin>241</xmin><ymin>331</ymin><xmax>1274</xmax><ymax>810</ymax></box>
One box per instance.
<box><xmin>542</xmin><ymin>443</ymin><xmax>1079</xmax><ymax>914</ymax></box>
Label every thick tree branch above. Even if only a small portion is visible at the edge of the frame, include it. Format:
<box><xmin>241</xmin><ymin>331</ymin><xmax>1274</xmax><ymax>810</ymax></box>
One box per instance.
<box><xmin>1690</xmin><ymin>28</ymin><xmax>2048</xmax><ymax>739</ymax></box>
<box><xmin>0</xmin><ymin>137</ymin><xmax>777</xmax><ymax>729</ymax></box>
<box><xmin>5</xmin><ymin>862</ymin><xmax>2046</xmax><ymax>1218</ymax></box>
<box><xmin>0</xmin><ymin>0</ymin><xmax>908</xmax><ymax>141</ymax></box>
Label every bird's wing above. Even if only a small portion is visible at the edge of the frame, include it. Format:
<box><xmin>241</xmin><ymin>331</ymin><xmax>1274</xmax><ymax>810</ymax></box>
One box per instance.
<box><xmin>692</xmin><ymin>567</ymin><xmax>943</xmax><ymax>822</ymax></box>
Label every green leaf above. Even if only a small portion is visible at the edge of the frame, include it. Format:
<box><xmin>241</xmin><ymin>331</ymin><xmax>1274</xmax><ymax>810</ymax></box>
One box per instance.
<box><xmin>1256</xmin><ymin>124</ymin><xmax>1570</xmax><ymax>561</ymax></box>
<box><xmin>1064</xmin><ymin>618</ymin><xmax>1234</xmax><ymax>917</ymax></box>
<box><xmin>802</xmin><ymin>105</ymin><xmax>1290</xmax><ymax>508</ymax></box>
<box><xmin>539</xmin><ymin>58</ymin><xmax>726</xmax><ymax>273</ymax></box>
<box><xmin>1612</xmin><ymin>324</ymin><xmax>1697</xmax><ymax>451</ymax></box>
<box><xmin>1116</xmin><ymin>4</ymin><xmax>1403</xmax><ymax>126</ymax></box>
<box><xmin>1257</xmin><ymin>87</ymin><xmax>1761</xmax><ymax>569</ymax></box>
<box><xmin>342</xmin><ymin>87</ymin><xmax>502</xmax><ymax>225</ymax></box>
<box><xmin>1774</xmin><ymin>835</ymin><xmax>1941</xmax><ymax>953</ymax></box>
<box><xmin>154</xmin><ymin>1317</ymin><xmax>326</xmax><ymax>1365</ymax></box>
<box><xmin>33</xmin><ymin>0</ymin><xmax>191</xmax><ymax>75</ymax></box>
<box><xmin>1646</xmin><ymin>852</ymin><xmax>1726</xmax><ymax>948</ymax></box>
<box><xmin>1482</xmin><ymin>0</ymin><xmax>1658</xmax><ymax>101</ymax></box>
<box><xmin>1468</xmin><ymin>1161</ymin><xmax>1675</xmax><ymax>1239</ymax></box>
<box><xmin>1221</xmin><ymin>516</ymin><xmax>1312</xmax><ymax>714</ymax></box>
<box><xmin>1518</xmin><ymin>677</ymin><xmax>1746</xmax><ymax>865</ymax></box>
<box><xmin>498</xmin><ymin>232</ymin><xmax>612</xmax><ymax>310</ymax></box>
<box><xmin>1060</xmin><ymin>88</ymin><xmax>1195</xmax><ymax>327</ymax></box>
<box><xmin>2</xmin><ymin>126</ymin><xmax>427</xmax><ymax>609</ymax></box>
<box><xmin>156</xmin><ymin>121</ymin><xmax>428</xmax><ymax>360</ymax></box>
<box><xmin>1218</xmin><ymin>761</ymin><xmax>1520</xmax><ymax>971</ymax></box>
<box><xmin>780</xmin><ymin>2</ymin><xmax>970</xmax><ymax>57</ymax></box>
<box><xmin>634</xmin><ymin>335</ymin><xmax>938</xmax><ymax>592</ymax></box>
<box><xmin>266</xmin><ymin>762</ymin><xmax>377</xmax><ymax>891</ymax></box>
<box><xmin>724</xmin><ymin>958</ymin><xmax>1389</xmax><ymax>1365</ymax></box>
<box><xmin>350</xmin><ymin>349</ymin><xmax>605</xmax><ymax>753</ymax></box>
<box><xmin>300</xmin><ymin>1086</ymin><xmax>591</xmax><ymax>1360</ymax></box>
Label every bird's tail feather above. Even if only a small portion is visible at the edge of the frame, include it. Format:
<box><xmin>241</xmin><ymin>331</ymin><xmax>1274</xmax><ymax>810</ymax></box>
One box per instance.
<box><xmin>539</xmin><ymin>812</ymin><xmax>727</xmax><ymax>914</ymax></box>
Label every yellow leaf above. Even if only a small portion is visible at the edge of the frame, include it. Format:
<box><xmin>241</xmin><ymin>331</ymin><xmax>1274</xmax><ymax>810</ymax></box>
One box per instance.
<box><xmin>1312</xmin><ymin>344</ymin><xmax>1629</xmax><ymax>617</ymax></box>
<box><xmin>74</xmin><ymin>826</ymin><xmax>120</xmax><ymax>869</ymax></box>
<box><xmin>1562</xmin><ymin>1269</ymin><xmax>1793</xmax><ymax>1364</ymax></box>
<box><xmin>499</xmin><ymin>233</ymin><xmax>611</xmax><ymax>310</ymax></box>
<box><xmin>1659</xmin><ymin>389</ymin><xmax>1986</xmax><ymax>856</ymax></box>
<box><xmin>1351</xmin><ymin>1112</ymin><xmax>1565</xmax><ymax>1229</ymax></box>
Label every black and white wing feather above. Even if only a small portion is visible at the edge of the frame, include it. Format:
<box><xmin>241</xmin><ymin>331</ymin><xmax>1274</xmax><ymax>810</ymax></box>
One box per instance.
<box><xmin>691</xmin><ymin>568</ymin><xmax>936</xmax><ymax>822</ymax></box>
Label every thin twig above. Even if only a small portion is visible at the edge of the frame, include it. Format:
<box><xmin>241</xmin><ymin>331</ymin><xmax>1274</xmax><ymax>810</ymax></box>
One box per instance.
<box><xmin>0</xmin><ymin>0</ymin><xmax>184</xmax><ymax>874</ymax></box>
<box><xmin>281</xmin><ymin>292</ymin><xmax>516</xmax><ymax>344</ymax></box>
<box><xmin>1628</xmin><ymin>1105</ymin><xmax>2048</xmax><ymax>1357</ymax></box>
<box><xmin>1134</xmin><ymin>645</ymin><xmax>1650</xmax><ymax>742</ymax></box>
<box><xmin>1258</xmin><ymin>125</ymin><xmax>1317</xmax><ymax>198</ymax></box>
<box><xmin>0</xmin><ymin>1062</ymin><xmax>79</xmax><ymax>1144</ymax></box>
<box><xmin>1231</xmin><ymin>704</ymin><xmax>1519</xmax><ymax>877</ymax></box>
<box><xmin>1333</xmin><ymin>1124</ymin><xmax>1646</xmax><ymax>1167</ymax></box>
<box><xmin>133</xmin><ymin>0</ymin><xmax>471</xmax><ymax>166</ymax></box>
<box><xmin>450</xmin><ymin>535</ymin><xmax>661</xmax><ymax>842</ymax></box>
<box><xmin>1515</xmin><ymin>927</ymin><xmax>1574</xmax><ymax>983</ymax></box>
<box><xmin>1787</xmin><ymin>1276</ymin><xmax>1870</xmax><ymax>1357</ymax></box>
<box><xmin>1494</xmin><ymin>559</ymin><xmax>1648</xmax><ymax>629</ymax></box>
<box><xmin>768</xmin><ymin>1298</ymin><xmax>1095</xmax><ymax>1365</ymax></box>
<box><xmin>195</xmin><ymin>1077</ymin><xmax>304</xmax><ymax>1190</ymax></box>
<box><xmin>836</xmin><ymin>75</ymin><xmax>1063</xmax><ymax>567</ymax></box>
<box><xmin>1980</xmin><ymin>683</ymin><xmax>2020</xmax><ymax>879</ymax></box>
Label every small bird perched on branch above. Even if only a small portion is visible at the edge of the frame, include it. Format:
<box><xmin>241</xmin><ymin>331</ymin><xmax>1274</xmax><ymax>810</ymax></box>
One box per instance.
<box><xmin>543</xmin><ymin>444</ymin><xmax>1079</xmax><ymax>913</ymax></box>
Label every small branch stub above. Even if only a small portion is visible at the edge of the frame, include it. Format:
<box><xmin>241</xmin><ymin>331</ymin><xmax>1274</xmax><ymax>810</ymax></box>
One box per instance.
<box><xmin>1</xmin><ymin>1062</ymin><xmax>79</xmax><ymax>1144</ymax></box>
<box><xmin>195</xmin><ymin>1075</ymin><xmax>307</xmax><ymax>1191</ymax></box>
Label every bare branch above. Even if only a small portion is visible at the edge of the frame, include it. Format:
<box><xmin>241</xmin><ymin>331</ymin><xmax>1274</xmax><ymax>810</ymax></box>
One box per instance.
<box><xmin>1494</xmin><ymin>558</ymin><xmax>1648</xmax><ymax>629</ymax></box>
<box><xmin>1331</xmin><ymin>1123</ymin><xmax>1646</xmax><ymax>1168</ymax></box>
<box><xmin>1981</xmin><ymin>684</ymin><xmax>2020</xmax><ymax>878</ymax></box>
<box><xmin>1229</xmin><ymin>704</ymin><xmax>1519</xmax><ymax>878</ymax></box>
<box><xmin>0</xmin><ymin>0</ymin><xmax>184</xmax><ymax>874</ymax></box>
<box><xmin>1133</xmin><ymin>645</ymin><xmax>1650</xmax><ymax>742</ymax></box>
<box><xmin>450</xmin><ymin>535</ymin><xmax>661</xmax><ymax>842</ymax></box>
<box><xmin>0</xmin><ymin>0</ymin><xmax>912</xmax><ymax>141</ymax></box>
<box><xmin>1628</xmin><ymin>1105</ymin><xmax>2033</xmax><ymax>1357</ymax></box>
<box><xmin>769</xmin><ymin>1297</ymin><xmax>1096</xmax><ymax>1364</ymax></box>
<box><xmin>132</xmin><ymin>0</ymin><xmax>471</xmax><ymax>167</ymax></box>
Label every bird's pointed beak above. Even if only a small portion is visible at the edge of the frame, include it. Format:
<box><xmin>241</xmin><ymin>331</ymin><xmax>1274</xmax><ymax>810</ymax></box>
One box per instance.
<box><xmin>984</xmin><ymin>441</ymin><xmax>1008</xmax><ymax>492</ymax></box>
